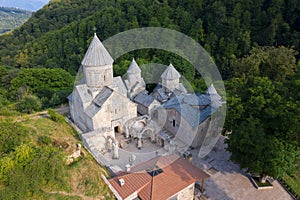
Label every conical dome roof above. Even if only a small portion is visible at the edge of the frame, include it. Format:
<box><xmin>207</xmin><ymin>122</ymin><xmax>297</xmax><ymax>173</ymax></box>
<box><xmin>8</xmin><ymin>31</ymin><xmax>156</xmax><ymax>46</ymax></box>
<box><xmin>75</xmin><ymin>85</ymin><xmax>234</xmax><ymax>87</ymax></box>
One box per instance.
<box><xmin>206</xmin><ymin>84</ymin><xmax>222</xmax><ymax>108</ymax></box>
<box><xmin>161</xmin><ymin>63</ymin><xmax>181</xmax><ymax>80</ymax></box>
<box><xmin>127</xmin><ymin>58</ymin><xmax>141</xmax><ymax>73</ymax></box>
<box><xmin>206</xmin><ymin>84</ymin><xmax>219</xmax><ymax>96</ymax></box>
<box><xmin>81</xmin><ymin>33</ymin><xmax>114</xmax><ymax>66</ymax></box>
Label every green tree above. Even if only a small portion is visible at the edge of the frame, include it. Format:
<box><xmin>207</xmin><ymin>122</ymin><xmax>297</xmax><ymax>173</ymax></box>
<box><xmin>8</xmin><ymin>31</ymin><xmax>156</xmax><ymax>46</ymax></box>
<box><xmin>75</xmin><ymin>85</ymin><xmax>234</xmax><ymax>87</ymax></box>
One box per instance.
<box><xmin>16</xmin><ymin>95</ymin><xmax>42</xmax><ymax>114</ymax></box>
<box><xmin>232</xmin><ymin>46</ymin><xmax>298</xmax><ymax>81</ymax></box>
<box><xmin>226</xmin><ymin>77</ymin><xmax>300</xmax><ymax>182</ymax></box>
<box><xmin>9</xmin><ymin>68</ymin><xmax>74</xmax><ymax>106</ymax></box>
<box><xmin>0</xmin><ymin>120</ymin><xmax>29</xmax><ymax>155</ymax></box>
<box><xmin>228</xmin><ymin>118</ymin><xmax>298</xmax><ymax>182</ymax></box>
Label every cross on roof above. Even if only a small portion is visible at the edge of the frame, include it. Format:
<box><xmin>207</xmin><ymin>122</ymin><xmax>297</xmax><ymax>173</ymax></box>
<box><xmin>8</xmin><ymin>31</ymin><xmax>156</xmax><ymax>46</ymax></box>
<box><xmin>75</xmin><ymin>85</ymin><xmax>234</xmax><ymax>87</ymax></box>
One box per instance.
<box><xmin>92</xmin><ymin>26</ymin><xmax>97</xmax><ymax>33</ymax></box>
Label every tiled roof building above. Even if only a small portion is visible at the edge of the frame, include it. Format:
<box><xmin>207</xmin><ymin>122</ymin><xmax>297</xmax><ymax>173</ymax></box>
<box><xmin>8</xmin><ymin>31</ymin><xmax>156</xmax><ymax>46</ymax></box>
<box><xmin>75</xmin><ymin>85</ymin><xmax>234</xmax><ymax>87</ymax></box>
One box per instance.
<box><xmin>106</xmin><ymin>155</ymin><xmax>209</xmax><ymax>200</ymax></box>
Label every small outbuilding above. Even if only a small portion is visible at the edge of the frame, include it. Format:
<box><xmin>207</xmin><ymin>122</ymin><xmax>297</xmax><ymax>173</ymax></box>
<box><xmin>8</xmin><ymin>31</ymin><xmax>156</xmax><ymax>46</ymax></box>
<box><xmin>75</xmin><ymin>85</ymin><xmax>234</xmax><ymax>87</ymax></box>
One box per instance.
<box><xmin>104</xmin><ymin>155</ymin><xmax>210</xmax><ymax>200</ymax></box>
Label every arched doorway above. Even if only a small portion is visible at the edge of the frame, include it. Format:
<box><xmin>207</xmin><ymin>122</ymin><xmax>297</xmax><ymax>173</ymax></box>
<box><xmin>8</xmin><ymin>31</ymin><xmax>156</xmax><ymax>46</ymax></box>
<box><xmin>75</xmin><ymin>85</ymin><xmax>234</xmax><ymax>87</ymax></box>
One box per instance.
<box><xmin>112</xmin><ymin>120</ymin><xmax>122</xmax><ymax>134</ymax></box>
<box><xmin>114</xmin><ymin>126</ymin><xmax>121</xmax><ymax>133</ymax></box>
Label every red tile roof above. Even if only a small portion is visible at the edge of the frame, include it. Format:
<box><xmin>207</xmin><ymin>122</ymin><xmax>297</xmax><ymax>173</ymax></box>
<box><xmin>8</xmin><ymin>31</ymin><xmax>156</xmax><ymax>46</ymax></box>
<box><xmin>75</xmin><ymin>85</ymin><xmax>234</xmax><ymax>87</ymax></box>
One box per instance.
<box><xmin>108</xmin><ymin>155</ymin><xmax>209</xmax><ymax>200</ymax></box>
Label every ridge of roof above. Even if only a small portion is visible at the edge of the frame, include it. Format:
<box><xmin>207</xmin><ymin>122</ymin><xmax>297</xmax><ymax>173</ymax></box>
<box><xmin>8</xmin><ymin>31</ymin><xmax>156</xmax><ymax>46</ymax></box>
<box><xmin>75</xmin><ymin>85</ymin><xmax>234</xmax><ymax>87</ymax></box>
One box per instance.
<box><xmin>81</xmin><ymin>33</ymin><xmax>114</xmax><ymax>66</ymax></box>
<box><xmin>127</xmin><ymin>58</ymin><xmax>141</xmax><ymax>73</ymax></box>
<box><xmin>206</xmin><ymin>84</ymin><xmax>219</xmax><ymax>96</ymax></box>
<box><xmin>108</xmin><ymin>155</ymin><xmax>209</xmax><ymax>200</ymax></box>
<box><xmin>161</xmin><ymin>63</ymin><xmax>181</xmax><ymax>80</ymax></box>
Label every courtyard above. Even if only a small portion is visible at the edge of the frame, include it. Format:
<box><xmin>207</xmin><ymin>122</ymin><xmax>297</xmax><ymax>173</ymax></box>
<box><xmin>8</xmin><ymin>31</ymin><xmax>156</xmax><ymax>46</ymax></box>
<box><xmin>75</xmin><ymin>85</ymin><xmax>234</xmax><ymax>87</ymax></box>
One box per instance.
<box><xmin>192</xmin><ymin>136</ymin><xmax>293</xmax><ymax>200</ymax></box>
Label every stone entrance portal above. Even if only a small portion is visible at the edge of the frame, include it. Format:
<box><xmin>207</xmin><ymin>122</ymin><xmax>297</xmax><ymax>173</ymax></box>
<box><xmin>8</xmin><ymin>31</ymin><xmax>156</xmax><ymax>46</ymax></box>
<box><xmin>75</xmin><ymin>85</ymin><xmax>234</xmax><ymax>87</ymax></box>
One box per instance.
<box><xmin>114</xmin><ymin>126</ymin><xmax>121</xmax><ymax>133</ymax></box>
<box><xmin>112</xmin><ymin>120</ymin><xmax>122</xmax><ymax>134</ymax></box>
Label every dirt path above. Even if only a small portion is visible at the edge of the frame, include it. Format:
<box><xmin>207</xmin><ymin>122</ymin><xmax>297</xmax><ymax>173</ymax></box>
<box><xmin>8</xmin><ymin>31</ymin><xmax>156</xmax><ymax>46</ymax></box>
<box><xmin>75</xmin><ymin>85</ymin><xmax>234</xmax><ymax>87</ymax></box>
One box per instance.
<box><xmin>14</xmin><ymin>105</ymin><xmax>70</xmax><ymax>122</ymax></box>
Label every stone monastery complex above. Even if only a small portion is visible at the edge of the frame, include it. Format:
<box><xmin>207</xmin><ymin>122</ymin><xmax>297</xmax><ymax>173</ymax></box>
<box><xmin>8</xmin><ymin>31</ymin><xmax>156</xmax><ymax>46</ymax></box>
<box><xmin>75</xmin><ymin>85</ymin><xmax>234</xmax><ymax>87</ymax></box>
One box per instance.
<box><xmin>68</xmin><ymin>33</ymin><xmax>223</xmax><ymax>152</ymax></box>
<box><xmin>66</xmin><ymin>33</ymin><xmax>293</xmax><ymax>200</ymax></box>
<box><xmin>67</xmin><ymin>33</ymin><xmax>224</xmax><ymax>200</ymax></box>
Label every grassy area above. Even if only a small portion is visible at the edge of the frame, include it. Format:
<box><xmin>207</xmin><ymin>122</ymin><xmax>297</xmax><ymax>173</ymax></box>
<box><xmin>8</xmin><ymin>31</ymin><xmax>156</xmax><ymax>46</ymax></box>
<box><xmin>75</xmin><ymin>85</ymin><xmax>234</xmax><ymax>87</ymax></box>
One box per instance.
<box><xmin>0</xmin><ymin>110</ymin><xmax>114</xmax><ymax>200</ymax></box>
<box><xmin>252</xmin><ymin>176</ymin><xmax>272</xmax><ymax>187</ymax></box>
<box><xmin>282</xmin><ymin>173</ymin><xmax>300</xmax><ymax>198</ymax></box>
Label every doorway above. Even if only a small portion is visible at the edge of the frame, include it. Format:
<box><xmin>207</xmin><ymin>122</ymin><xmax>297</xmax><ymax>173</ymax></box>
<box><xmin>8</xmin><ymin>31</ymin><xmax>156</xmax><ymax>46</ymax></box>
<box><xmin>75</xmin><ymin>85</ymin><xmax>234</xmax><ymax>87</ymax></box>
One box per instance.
<box><xmin>114</xmin><ymin>126</ymin><xmax>121</xmax><ymax>133</ymax></box>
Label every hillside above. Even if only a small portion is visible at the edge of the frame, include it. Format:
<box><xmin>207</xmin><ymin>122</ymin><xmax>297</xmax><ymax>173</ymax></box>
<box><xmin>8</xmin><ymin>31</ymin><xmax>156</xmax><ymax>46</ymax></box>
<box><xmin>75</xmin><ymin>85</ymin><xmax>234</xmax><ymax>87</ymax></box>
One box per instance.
<box><xmin>0</xmin><ymin>0</ymin><xmax>299</xmax><ymax>78</ymax></box>
<box><xmin>0</xmin><ymin>7</ymin><xmax>31</xmax><ymax>34</ymax></box>
<box><xmin>0</xmin><ymin>108</ymin><xmax>114</xmax><ymax>199</ymax></box>
<box><xmin>0</xmin><ymin>0</ymin><xmax>49</xmax><ymax>11</ymax></box>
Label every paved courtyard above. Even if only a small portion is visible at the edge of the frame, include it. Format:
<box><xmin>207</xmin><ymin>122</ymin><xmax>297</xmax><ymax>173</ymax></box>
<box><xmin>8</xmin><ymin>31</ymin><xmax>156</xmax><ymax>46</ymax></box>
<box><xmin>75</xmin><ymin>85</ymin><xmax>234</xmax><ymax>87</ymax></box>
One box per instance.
<box><xmin>192</xmin><ymin>136</ymin><xmax>293</xmax><ymax>200</ymax></box>
<box><xmin>79</xmin><ymin>122</ymin><xmax>293</xmax><ymax>200</ymax></box>
<box><xmin>83</xmin><ymin>134</ymin><xmax>168</xmax><ymax>172</ymax></box>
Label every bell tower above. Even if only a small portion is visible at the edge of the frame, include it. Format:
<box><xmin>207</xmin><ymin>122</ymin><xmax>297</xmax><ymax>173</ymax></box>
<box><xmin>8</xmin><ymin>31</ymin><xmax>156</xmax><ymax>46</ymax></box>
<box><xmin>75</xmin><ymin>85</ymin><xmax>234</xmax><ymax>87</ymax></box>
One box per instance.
<box><xmin>161</xmin><ymin>63</ymin><xmax>181</xmax><ymax>91</ymax></box>
<box><xmin>127</xmin><ymin>58</ymin><xmax>142</xmax><ymax>87</ymax></box>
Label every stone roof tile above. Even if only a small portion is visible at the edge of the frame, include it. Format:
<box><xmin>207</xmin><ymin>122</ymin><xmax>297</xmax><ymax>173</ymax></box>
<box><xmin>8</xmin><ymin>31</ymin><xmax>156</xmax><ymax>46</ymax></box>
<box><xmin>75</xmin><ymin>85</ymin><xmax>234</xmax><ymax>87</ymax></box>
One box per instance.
<box><xmin>161</xmin><ymin>63</ymin><xmax>181</xmax><ymax>80</ymax></box>
<box><xmin>81</xmin><ymin>33</ymin><xmax>114</xmax><ymax>66</ymax></box>
<box><xmin>127</xmin><ymin>58</ymin><xmax>141</xmax><ymax>73</ymax></box>
<box><xmin>134</xmin><ymin>92</ymin><xmax>158</xmax><ymax>107</ymax></box>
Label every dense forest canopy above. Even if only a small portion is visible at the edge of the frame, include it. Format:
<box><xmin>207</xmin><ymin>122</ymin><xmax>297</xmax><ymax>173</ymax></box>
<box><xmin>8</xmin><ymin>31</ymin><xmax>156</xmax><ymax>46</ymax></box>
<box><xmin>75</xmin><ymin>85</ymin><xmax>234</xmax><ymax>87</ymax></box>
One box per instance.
<box><xmin>0</xmin><ymin>0</ymin><xmax>299</xmax><ymax>78</ymax></box>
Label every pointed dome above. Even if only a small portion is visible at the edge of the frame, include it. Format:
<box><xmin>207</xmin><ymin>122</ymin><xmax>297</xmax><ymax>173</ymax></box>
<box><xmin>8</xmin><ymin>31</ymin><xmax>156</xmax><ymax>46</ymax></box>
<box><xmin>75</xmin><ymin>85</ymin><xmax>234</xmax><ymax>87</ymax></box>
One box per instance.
<box><xmin>206</xmin><ymin>84</ymin><xmax>222</xmax><ymax>108</ymax></box>
<box><xmin>206</xmin><ymin>84</ymin><xmax>219</xmax><ymax>95</ymax></box>
<box><xmin>81</xmin><ymin>33</ymin><xmax>114</xmax><ymax>67</ymax></box>
<box><xmin>127</xmin><ymin>58</ymin><xmax>141</xmax><ymax>73</ymax></box>
<box><xmin>161</xmin><ymin>63</ymin><xmax>181</xmax><ymax>80</ymax></box>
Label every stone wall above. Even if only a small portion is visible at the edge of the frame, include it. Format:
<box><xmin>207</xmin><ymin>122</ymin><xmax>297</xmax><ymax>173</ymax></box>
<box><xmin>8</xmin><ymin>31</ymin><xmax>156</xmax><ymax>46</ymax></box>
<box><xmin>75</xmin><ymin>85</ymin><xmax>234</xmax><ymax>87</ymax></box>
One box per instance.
<box><xmin>168</xmin><ymin>183</ymin><xmax>195</xmax><ymax>200</ymax></box>
<box><xmin>192</xmin><ymin>118</ymin><xmax>210</xmax><ymax>148</ymax></box>
<box><xmin>84</xmin><ymin>65</ymin><xmax>113</xmax><ymax>88</ymax></box>
<box><xmin>162</xmin><ymin>79</ymin><xmax>179</xmax><ymax>90</ymax></box>
<box><xmin>154</xmin><ymin>107</ymin><xmax>210</xmax><ymax>148</ymax></box>
<box><xmin>137</xmin><ymin>104</ymin><xmax>148</xmax><ymax>115</ymax></box>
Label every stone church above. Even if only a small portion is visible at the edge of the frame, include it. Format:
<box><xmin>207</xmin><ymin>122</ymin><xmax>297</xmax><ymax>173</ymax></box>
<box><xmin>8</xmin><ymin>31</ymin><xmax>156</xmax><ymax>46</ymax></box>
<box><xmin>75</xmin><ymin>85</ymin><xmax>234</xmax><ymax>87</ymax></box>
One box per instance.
<box><xmin>68</xmin><ymin>33</ymin><xmax>223</xmax><ymax>149</ymax></box>
<box><xmin>69</xmin><ymin>33</ymin><xmax>137</xmax><ymax>136</ymax></box>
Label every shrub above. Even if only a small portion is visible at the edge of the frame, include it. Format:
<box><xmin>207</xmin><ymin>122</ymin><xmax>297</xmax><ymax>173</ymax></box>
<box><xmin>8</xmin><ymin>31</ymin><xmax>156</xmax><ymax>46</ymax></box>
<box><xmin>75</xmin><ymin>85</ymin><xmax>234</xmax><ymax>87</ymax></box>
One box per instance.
<box><xmin>16</xmin><ymin>95</ymin><xmax>41</xmax><ymax>114</ymax></box>
<box><xmin>48</xmin><ymin>108</ymin><xmax>65</xmax><ymax>123</ymax></box>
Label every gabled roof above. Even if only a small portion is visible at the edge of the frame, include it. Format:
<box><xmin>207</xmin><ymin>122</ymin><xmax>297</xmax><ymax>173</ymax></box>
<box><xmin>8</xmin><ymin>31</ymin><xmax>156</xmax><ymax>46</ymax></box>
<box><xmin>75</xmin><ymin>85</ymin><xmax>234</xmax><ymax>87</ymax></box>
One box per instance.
<box><xmin>151</xmin><ymin>84</ymin><xmax>170</xmax><ymax>103</ymax></box>
<box><xmin>93</xmin><ymin>86</ymin><xmax>113</xmax><ymax>107</ymax></box>
<box><xmin>127</xmin><ymin>58</ymin><xmax>141</xmax><ymax>74</ymax></box>
<box><xmin>161</xmin><ymin>63</ymin><xmax>181</xmax><ymax>80</ymax></box>
<box><xmin>162</xmin><ymin>95</ymin><xmax>213</xmax><ymax>128</ymax></box>
<box><xmin>81</xmin><ymin>33</ymin><xmax>114</xmax><ymax>67</ymax></box>
<box><xmin>112</xmin><ymin>76</ymin><xmax>127</xmax><ymax>95</ymax></box>
<box><xmin>85</xmin><ymin>87</ymin><xmax>113</xmax><ymax>118</ymax></box>
<box><xmin>183</xmin><ymin>93</ymin><xmax>211</xmax><ymax>106</ymax></box>
<box><xmin>134</xmin><ymin>92</ymin><xmax>158</xmax><ymax>107</ymax></box>
<box><xmin>75</xmin><ymin>84</ymin><xmax>92</xmax><ymax>103</ymax></box>
<box><xmin>108</xmin><ymin>155</ymin><xmax>209</xmax><ymax>200</ymax></box>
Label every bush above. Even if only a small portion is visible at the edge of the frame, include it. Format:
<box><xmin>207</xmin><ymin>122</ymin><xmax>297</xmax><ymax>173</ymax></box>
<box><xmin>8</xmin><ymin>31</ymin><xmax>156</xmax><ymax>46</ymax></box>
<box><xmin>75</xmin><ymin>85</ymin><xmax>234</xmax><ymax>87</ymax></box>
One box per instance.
<box><xmin>48</xmin><ymin>108</ymin><xmax>65</xmax><ymax>123</ymax></box>
<box><xmin>16</xmin><ymin>95</ymin><xmax>42</xmax><ymax>114</ymax></box>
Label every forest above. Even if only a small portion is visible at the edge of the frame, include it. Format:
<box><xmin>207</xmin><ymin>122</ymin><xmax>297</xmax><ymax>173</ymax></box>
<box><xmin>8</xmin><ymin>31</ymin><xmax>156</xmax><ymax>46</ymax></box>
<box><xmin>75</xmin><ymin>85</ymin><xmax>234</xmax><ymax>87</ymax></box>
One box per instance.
<box><xmin>0</xmin><ymin>0</ymin><xmax>299</xmax><ymax>198</ymax></box>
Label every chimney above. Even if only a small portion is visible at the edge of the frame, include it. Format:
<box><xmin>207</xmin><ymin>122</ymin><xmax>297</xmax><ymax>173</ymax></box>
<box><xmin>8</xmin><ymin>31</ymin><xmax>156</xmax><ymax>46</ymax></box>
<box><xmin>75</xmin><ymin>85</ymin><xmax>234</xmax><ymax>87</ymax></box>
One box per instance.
<box><xmin>125</xmin><ymin>164</ymin><xmax>131</xmax><ymax>172</ymax></box>
<box><xmin>119</xmin><ymin>178</ymin><xmax>125</xmax><ymax>187</ymax></box>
